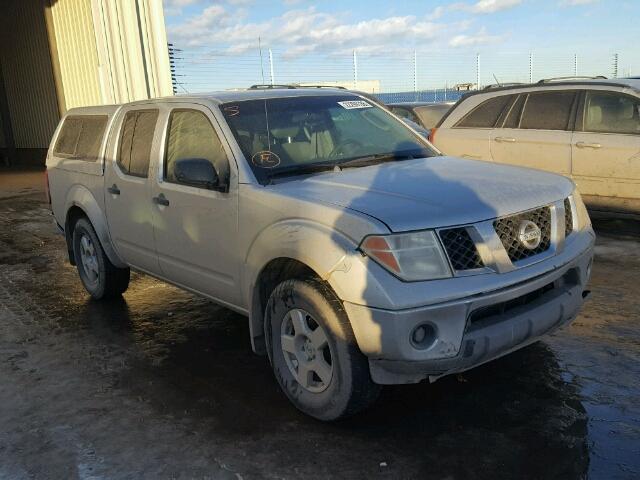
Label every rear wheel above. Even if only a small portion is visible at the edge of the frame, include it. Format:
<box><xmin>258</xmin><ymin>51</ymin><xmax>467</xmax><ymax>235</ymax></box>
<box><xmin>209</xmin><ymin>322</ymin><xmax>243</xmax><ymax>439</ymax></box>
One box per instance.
<box><xmin>72</xmin><ymin>217</ymin><xmax>130</xmax><ymax>299</ymax></box>
<box><xmin>266</xmin><ymin>278</ymin><xmax>380</xmax><ymax>421</ymax></box>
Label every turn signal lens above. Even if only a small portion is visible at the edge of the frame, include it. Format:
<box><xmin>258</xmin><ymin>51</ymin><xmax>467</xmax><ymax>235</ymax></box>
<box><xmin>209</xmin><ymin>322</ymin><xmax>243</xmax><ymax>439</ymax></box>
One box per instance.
<box><xmin>360</xmin><ymin>231</ymin><xmax>452</xmax><ymax>281</ymax></box>
<box><xmin>572</xmin><ymin>190</ymin><xmax>591</xmax><ymax>230</ymax></box>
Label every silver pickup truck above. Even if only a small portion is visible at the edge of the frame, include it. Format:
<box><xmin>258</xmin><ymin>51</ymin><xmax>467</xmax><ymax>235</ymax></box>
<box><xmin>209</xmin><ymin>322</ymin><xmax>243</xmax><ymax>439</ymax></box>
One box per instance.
<box><xmin>46</xmin><ymin>88</ymin><xmax>595</xmax><ymax>421</ymax></box>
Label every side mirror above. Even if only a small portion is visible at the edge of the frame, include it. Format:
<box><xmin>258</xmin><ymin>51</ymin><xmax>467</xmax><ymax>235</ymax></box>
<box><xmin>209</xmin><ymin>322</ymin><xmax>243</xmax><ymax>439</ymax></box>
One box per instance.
<box><xmin>173</xmin><ymin>158</ymin><xmax>224</xmax><ymax>191</ymax></box>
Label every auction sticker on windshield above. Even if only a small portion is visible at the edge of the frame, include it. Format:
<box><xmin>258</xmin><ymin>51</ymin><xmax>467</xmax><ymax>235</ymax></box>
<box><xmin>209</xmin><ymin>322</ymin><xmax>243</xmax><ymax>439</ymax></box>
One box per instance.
<box><xmin>338</xmin><ymin>100</ymin><xmax>372</xmax><ymax>109</ymax></box>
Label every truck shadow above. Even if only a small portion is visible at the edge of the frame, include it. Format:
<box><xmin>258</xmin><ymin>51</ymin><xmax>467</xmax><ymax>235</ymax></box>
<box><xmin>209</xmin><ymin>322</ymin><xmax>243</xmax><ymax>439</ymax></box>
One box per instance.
<box><xmin>78</xmin><ymin>290</ymin><xmax>588</xmax><ymax>479</ymax></box>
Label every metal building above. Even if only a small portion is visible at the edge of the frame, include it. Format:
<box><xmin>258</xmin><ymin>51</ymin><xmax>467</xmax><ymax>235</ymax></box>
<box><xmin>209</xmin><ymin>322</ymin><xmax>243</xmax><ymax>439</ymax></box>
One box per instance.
<box><xmin>0</xmin><ymin>0</ymin><xmax>173</xmax><ymax>167</ymax></box>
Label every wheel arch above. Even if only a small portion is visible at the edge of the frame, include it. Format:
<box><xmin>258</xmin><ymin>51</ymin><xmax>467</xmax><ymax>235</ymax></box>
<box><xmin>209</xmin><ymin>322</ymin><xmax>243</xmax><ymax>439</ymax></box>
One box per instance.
<box><xmin>249</xmin><ymin>257</ymin><xmax>324</xmax><ymax>355</ymax></box>
<box><xmin>64</xmin><ymin>185</ymin><xmax>126</xmax><ymax>268</ymax></box>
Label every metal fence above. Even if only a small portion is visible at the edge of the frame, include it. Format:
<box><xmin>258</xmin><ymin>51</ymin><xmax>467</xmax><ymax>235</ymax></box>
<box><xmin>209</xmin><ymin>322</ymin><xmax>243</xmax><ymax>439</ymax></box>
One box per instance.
<box><xmin>170</xmin><ymin>47</ymin><xmax>637</xmax><ymax>101</ymax></box>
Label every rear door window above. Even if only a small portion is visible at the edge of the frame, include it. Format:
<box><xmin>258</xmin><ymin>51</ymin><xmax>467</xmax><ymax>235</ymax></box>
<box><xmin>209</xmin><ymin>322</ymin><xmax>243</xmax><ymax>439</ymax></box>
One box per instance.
<box><xmin>54</xmin><ymin>115</ymin><xmax>108</xmax><ymax>161</ymax></box>
<box><xmin>520</xmin><ymin>91</ymin><xmax>576</xmax><ymax>131</ymax></box>
<box><xmin>583</xmin><ymin>91</ymin><xmax>640</xmax><ymax>135</ymax></box>
<box><xmin>117</xmin><ymin>109</ymin><xmax>159</xmax><ymax>177</ymax></box>
<box><xmin>455</xmin><ymin>95</ymin><xmax>513</xmax><ymax>128</ymax></box>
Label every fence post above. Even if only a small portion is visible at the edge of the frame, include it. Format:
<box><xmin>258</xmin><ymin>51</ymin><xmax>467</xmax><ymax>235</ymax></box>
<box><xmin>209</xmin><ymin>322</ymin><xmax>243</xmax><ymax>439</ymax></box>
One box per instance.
<box><xmin>413</xmin><ymin>50</ymin><xmax>418</xmax><ymax>100</ymax></box>
<box><xmin>574</xmin><ymin>54</ymin><xmax>578</xmax><ymax>77</ymax></box>
<box><xmin>529</xmin><ymin>52</ymin><xmax>533</xmax><ymax>83</ymax></box>
<box><xmin>612</xmin><ymin>53</ymin><xmax>619</xmax><ymax>78</ymax></box>
<box><xmin>353</xmin><ymin>50</ymin><xmax>358</xmax><ymax>89</ymax></box>
<box><xmin>476</xmin><ymin>53</ymin><xmax>481</xmax><ymax>89</ymax></box>
<box><xmin>269</xmin><ymin>49</ymin><xmax>275</xmax><ymax>86</ymax></box>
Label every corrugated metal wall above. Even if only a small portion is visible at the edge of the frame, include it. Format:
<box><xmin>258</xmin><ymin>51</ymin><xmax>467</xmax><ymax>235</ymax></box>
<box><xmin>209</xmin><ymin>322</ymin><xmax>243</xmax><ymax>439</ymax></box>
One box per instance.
<box><xmin>0</xmin><ymin>0</ymin><xmax>60</xmax><ymax>149</ymax></box>
<box><xmin>49</xmin><ymin>0</ymin><xmax>103</xmax><ymax>109</ymax></box>
<box><xmin>92</xmin><ymin>0</ymin><xmax>173</xmax><ymax>104</ymax></box>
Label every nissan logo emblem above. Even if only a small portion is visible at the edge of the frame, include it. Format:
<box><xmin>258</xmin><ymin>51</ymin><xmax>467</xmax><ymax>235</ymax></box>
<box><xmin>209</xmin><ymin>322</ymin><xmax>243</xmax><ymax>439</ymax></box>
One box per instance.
<box><xmin>518</xmin><ymin>220</ymin><xmax>542</xmax><ymax>250</ymax></box>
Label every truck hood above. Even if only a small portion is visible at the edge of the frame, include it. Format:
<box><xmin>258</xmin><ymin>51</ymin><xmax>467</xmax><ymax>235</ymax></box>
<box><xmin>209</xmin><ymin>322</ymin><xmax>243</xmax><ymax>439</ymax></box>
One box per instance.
<box><xmin>270</xmin><ymin>156</ymin><xmax>574</xmax><ymax>232</ymax></box>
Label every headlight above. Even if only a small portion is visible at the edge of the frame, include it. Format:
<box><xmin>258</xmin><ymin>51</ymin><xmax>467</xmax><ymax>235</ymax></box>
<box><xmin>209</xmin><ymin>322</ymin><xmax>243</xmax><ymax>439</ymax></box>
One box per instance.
<box><xmin>359</xmin><ymin>230</ymin><xmax>452</xmax><ymax>281</ymax></box>
<box><xmin>572</xmin><ymin>190</ymin><xmax>591</xmax><ymax>230</ymax></box>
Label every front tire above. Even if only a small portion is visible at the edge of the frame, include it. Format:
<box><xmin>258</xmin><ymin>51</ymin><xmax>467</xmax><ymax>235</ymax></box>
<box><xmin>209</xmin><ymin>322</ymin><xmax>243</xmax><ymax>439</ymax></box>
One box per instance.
<box><xmin>266</xmin><ymin>278</ymin><xmax>380</xmax><ymax>421</ymax></box>
<box><xmin>72</xmin><ymin>217</ymin><xmax>130</xmax><ymax>299</ymax></box>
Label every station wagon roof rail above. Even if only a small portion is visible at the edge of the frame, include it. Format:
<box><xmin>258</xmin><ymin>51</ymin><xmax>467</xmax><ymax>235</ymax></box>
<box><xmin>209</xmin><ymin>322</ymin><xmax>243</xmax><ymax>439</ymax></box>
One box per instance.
<box><xmin>483</xmin><ymin>82</ymin><xmax>527</xmax><ymax>90</ymax></box>
<box><xmin>537</xmin><ymin>75</ymin><xmax>608</xmax><ymax>83</ymax></box>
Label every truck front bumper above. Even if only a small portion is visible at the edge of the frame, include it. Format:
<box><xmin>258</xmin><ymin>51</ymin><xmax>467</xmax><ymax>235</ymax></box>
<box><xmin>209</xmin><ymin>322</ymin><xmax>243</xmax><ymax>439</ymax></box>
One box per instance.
<box><xmin>343</xmin><ymin>233</ymin><xmax>594</xmax><ymax>385</ymax></box>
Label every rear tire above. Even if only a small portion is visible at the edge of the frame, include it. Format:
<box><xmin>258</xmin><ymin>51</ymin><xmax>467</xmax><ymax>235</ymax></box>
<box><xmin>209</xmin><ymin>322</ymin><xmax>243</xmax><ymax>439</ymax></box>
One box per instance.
<box><xmin>72</xmin><ymin>217</ymin><xmax>130</xmax><ymax>299</ymax></box>
<box><xmin>266</xmin><ymin>278</ymin><xmax>380</xmax><ymax>421</ymax></box>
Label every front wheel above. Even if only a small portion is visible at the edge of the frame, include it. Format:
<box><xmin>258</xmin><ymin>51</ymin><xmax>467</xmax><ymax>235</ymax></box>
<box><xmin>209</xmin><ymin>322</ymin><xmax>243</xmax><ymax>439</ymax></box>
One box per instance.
<box><xmin>72</xmin><ymin>217</ymin><xmax>130</xmax><ymax>300</ymax></box>
<box><xmin>266</xmin><ymin>278</ymin><xmax>380</xmax><ymax>421</ymax></box>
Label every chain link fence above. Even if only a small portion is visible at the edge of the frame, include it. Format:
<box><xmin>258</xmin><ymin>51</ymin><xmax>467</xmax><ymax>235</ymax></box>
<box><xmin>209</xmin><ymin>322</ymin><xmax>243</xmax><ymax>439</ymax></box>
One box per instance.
<box><xmin>170</xmin><ymin>47</ymin><xmax>637</xmax><ymax>102</ymax></box>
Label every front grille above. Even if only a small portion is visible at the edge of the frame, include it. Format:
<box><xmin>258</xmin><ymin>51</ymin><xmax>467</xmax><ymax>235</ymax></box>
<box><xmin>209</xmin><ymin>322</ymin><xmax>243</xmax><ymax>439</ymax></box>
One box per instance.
<box><xmin>564</xmin><ymin>198</ymin><xmax>573</xmax><ymax>236</ymax></box>
<box><xmin>493</xmin><ymin>206</ymin><xmax>552</xmax><ymax>262</ymax></box>
<box><xmin>439</xmin><ymin>227</ymin><xmax>484</xmax><ymax>271</ymax></box>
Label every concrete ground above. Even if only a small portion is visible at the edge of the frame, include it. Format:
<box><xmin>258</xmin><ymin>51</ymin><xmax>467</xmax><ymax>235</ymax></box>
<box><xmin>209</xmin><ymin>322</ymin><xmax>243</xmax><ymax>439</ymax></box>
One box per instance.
<box><xmin>0</xmin><ymin>169</ymin><xmax>639</xmax><ymax>479</ymax></box>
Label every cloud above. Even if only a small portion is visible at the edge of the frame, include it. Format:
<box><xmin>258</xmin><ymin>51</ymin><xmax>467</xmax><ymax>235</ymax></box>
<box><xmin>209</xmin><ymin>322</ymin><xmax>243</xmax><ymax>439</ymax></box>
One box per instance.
<box><xmin>449</xmin><ymin>26</ymin><xmax>506</xmax><ymax>46</ymax></box>
<box><xmin>559</xmin><ymin>0</ymin><xmax>598</xmax><ymax>5</ymax></box>
<box><xmin>452</xmin><ymin>0</ymin><xmax>522</xmax><ymax>14</ymax></box>
<box><xmin>426</xmin><ymin>5</ymin><xmax>446</xmax><ymax>20</ymax></box>
<box><xmin>168</xmin><ymin>6</ymin><xmax>472</xmax><ymax>55</ymax></box>
<box><xmin>163</xmin><ymin>0</ymin><xmax>251</xmax><ymax>17</ymax></box>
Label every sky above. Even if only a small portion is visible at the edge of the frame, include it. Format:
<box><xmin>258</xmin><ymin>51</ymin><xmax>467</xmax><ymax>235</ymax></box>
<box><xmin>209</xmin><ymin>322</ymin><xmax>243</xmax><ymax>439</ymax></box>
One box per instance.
<box><xmin>162</xmin><ymin>0</ymin><xmax>640</xmax><ymax>93</ymax></box>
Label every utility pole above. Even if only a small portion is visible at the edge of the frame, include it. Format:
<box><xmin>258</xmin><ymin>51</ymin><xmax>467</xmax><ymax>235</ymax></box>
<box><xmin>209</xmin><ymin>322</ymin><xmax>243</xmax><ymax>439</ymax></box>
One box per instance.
<box><xmin>413</xmin><ymin>50</ymin><xmax>418</xmax><ymax>101</ymax></box>
<box><xmin>612</xmin><ymin>53</ymin><xmax>619</xmax><ymax>78</ymax></box>
<box><xmin>269</xmin><ymin>49</ymin><xmax>275</xmax><ymax>86</ymax></box>
<box><xmin>476</xmin><ymin>53</ymin><xmax>481</xmax><ymax>89</ymax></box>
<box><xmin>353</xmin><ymin>50</ymin><xmax>358</xmax><ymax>89</ymax></box>
<box><xmin>574</xmin><ymin>54</ymin><xmax>578</xmax><ymax>77</ymax></box>
<box><xmin>258</xmin><ymin>37</ymin><xmax>265</xmax><ymax>84</ymax></box>
<box><xmin>167</xmin><ymin>43</ymin><xmax>180</xmax><ymax>94</ymax></box>
<box><xmin>529</xmin><ymin>52</ymin><xmax>533</xmax><ymax>83</ymax></box>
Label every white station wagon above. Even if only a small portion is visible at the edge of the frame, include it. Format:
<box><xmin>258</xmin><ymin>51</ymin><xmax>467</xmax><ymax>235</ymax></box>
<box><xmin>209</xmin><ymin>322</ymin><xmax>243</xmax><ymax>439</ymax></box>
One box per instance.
<box><xmin>46</xmin><ymin>88</ymin><xmax>594</xmax><ymax>420</ymax></box>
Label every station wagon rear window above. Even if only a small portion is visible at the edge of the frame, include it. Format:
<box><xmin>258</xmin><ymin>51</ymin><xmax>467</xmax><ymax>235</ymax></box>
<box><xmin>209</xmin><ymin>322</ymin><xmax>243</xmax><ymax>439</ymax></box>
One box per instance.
<box><xmin>455</xmin><ymin>95</ymin><xmax>513</xmax><ymax>129</ymax></box>
<box><xmin>54</xmin><ymin>115</ymin><xmax>108</xmax><ymax>161</ymax></box>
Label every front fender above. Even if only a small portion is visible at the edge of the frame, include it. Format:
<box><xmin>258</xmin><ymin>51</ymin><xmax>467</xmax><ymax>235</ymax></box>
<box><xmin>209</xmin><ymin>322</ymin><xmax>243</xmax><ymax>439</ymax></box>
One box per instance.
<box><xmin>64</xmin><ymin>184</ymin><xmax>127</xmax><ymax>268</ymax></box>
<box><xmin>243</xmin><ymin>218</ymin><xmax>392</xmax><ymax>305</ymax></box>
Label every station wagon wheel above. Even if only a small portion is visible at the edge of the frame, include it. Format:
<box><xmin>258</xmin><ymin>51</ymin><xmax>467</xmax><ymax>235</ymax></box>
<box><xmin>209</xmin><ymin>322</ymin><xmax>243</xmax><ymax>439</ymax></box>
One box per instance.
<box><xmin>266</xmin><ymin>278</ymin><xmax>380</xmax><ymax>421</ymax></box>
<box><xmin>280</xmin><ymin>308</ymin><xmax>333</xmax><ymax>393</ymax></box>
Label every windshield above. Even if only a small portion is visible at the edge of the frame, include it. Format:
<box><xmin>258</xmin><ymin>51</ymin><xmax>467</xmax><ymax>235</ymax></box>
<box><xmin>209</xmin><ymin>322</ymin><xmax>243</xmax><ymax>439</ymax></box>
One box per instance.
<box><xmin>221</xmin><ymin>95</ymin><xmax>438</xmax><ymax>183</ymax></box>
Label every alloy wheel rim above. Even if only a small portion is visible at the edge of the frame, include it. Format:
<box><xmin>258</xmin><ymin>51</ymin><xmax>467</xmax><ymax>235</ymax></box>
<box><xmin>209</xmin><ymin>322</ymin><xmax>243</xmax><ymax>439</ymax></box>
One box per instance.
<box><xmin>280</xmin><ymin>308</ymin><xmax>333</xmax><ymax>393</ymax></box>
<box><xmin>79</xmin><ymin>234</ymin><xmax>99</xmax><ymax>287</ymax></box>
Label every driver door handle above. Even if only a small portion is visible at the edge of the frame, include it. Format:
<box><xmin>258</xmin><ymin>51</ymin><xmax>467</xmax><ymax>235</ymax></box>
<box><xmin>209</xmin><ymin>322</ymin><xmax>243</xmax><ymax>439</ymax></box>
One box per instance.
<box><xmin>575</xmin><ymin>142</ymin><xmax>602</xmax><ymax>149</ymax></box>
<box><xmin>152</xmin><ymin>193</ymin><xmax>170</xmax><ymax>207</ymax></box>
<box><xmin>495</xmin><ymin>137</ymin><xmax>516</xmax><ymax>143</ymax></box>
<box><xmin>107</xmin><ymin>184</ymin><xmax>120</xmax><ymax>195</ymax></box>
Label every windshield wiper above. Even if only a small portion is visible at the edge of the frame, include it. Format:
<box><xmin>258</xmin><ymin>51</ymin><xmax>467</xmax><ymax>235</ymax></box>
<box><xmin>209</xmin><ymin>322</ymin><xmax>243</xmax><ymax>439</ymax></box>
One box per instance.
<box><xmin>336</xmin><ymin>152</ymin><xmax>419</xmax><ymax>169</ymax></box>
<box><xmin>264</xmin><ymin>162</ymin><xmax>339</xmax><ymax>183</ymax></box>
